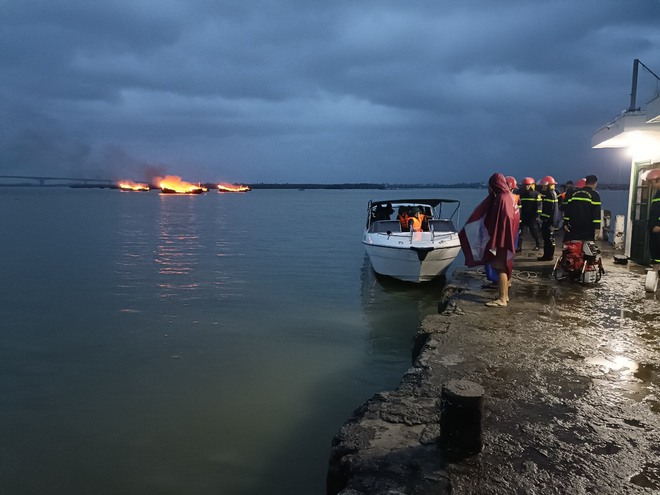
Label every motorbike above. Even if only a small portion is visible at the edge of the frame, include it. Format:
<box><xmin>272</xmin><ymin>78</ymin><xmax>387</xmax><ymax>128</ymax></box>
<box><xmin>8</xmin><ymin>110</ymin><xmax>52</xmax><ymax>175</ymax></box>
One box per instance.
<box><xmin>552</xmin><ymin>240</ymin><xmax>605</xmax><ymax>283</ymax></box>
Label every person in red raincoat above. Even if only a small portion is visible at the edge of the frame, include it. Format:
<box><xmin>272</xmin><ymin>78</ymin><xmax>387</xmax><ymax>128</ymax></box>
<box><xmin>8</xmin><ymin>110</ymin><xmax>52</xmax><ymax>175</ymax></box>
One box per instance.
<box><xmin>459</xmin><ymin>173</ymin><xmax>520</xmax><ymax>307</ymax></box>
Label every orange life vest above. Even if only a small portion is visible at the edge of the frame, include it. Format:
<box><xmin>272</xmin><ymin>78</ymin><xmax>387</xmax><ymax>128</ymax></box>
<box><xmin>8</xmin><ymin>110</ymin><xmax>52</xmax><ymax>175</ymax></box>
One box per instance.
<box><xmin>408</xmin><ymin>216</ymin><xmax>423</xmax><ymax>232</ymax></box>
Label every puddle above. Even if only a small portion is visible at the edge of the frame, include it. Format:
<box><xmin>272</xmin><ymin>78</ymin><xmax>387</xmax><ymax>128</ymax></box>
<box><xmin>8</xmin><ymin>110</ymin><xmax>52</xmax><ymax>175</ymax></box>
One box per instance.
<box><xmin>585</xmin><ymin>355</ymin><xmax>638</xmax><ymax>374</ymax></box>
<box><xmin>631</xmin><ymin>462</ymin><xmax>660</xmax><ymax>490</ymax></box>
<box><xmin>635</xmin><ymin>363</ymin><xmax>660</xmax><ymax>383</ymax></box>
<box><xmin>511</xmin><ymin>286</ymin><xmax>558</xmax><ymax>301</ymax></box>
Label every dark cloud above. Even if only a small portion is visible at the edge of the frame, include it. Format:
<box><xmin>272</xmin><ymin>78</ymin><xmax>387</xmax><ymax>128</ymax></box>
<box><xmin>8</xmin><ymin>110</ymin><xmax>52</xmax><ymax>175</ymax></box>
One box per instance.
<box><xmin>1</xmin><ymin>0</ymin><xmax>658</xmax><ymax>183</ymax></box>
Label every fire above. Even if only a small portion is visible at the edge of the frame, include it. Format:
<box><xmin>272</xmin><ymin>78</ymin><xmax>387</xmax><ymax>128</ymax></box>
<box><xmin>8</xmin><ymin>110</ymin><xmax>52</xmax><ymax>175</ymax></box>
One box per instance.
<box><xmin>157</xmin><ymin>175</ymin><xmax>208</xmax><ymax>194</ymax></box>
<box><xmin>118</xmin><ymin>180</ymin><xmax>150</xmax><ymax>191</ymax></box>
<box><xmin>217</xmin><ymin>182</ymin><xmax>251</xmax><ymax>193</ymax></box>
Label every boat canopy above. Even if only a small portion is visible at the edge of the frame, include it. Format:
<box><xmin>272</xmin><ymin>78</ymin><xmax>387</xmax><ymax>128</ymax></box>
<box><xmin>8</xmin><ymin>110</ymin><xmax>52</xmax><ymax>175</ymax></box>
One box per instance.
<box><xmin>367</xmin><ymin>198</ymin><xmax>460</xmax><ymax>223</ymax></box>
<box><xmin>368</xmin><ymin>199</ymin><xmax>459</xmax><ymax>208</ymax></box>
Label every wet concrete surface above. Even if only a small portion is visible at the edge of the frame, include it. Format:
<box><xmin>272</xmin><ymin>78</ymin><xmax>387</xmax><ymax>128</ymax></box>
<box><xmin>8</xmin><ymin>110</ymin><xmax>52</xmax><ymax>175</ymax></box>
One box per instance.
<box><xmin>328</xmin><ymin>242</ymin><xmax>660</xmax><ymax>494</ymax></box>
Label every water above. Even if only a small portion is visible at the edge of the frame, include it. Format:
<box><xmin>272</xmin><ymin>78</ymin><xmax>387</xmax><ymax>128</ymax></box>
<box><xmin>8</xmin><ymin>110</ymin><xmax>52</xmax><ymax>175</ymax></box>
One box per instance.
<box><xmin>0</xmin><ymin>186</ymin><xmax>629</xmax><ymax>494</ymax></box>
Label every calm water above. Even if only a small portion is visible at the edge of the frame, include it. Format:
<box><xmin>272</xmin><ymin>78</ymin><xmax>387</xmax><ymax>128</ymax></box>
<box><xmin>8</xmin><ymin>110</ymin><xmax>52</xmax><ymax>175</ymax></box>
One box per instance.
<box><xmin>0</xmin><ymin>186</ymin><xmax>628</xmax><ymax>495</ymax></box>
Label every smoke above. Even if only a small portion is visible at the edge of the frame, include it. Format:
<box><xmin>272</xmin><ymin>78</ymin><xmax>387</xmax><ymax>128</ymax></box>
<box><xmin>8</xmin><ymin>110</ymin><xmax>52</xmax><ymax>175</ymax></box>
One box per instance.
<box><xmin>0</xmin><ymin>127</ymin><xmax>92</xmax><ymax>177</ymax></box>
<box><xmin>0</xmin><ymin>123</ymin><xmax>173</xmax><ymax>182</ymax></box>
<box><xmin>143</xmin><ymin>164</ymin><xmax>168</xmax><ymax>184</ymax></box>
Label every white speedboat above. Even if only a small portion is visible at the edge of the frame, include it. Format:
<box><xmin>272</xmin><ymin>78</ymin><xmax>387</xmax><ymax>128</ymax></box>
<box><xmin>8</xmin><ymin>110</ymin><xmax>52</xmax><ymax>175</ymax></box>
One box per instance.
<box><xmin>362</xmin><ymin>199</ymin><xmax>461</xmax><ymax>283</ymax></box>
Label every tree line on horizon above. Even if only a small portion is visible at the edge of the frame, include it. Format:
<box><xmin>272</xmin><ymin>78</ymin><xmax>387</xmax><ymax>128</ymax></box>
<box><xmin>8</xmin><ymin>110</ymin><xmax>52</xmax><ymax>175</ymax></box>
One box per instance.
<box><xmin>246</xmin><ymin>182</ymin><xmax>630</xmax><ymax>190</ymax></box>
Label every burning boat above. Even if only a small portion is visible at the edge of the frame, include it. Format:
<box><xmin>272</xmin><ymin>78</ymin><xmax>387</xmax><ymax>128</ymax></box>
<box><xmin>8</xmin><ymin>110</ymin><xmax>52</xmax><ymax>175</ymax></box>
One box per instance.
<box><xmin>118</xmin><ymin>180</ymin><xmax>150</xmax><ymax>191</ymax></box>
<box><xmin>217</xmin><ymin>183</ymin><xmax>251</xmax><ymax>193</ymax></box>
<box><xmin>158</xmin><ymin>176</ymin><xmax>208</xmax><ymax>194</ymax></box>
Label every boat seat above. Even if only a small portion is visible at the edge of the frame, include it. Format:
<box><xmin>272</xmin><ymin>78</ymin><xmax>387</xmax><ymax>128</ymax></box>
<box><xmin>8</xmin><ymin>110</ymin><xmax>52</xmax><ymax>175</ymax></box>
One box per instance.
<box><xmin>428</xmin><ymin>219</ymin><xmax>455</xmax><ymax>233</ymax></box>
<box><xmin>369</xmin><ymin>220</ymin><xmax>402</xmax><ymax>233</ymax></box>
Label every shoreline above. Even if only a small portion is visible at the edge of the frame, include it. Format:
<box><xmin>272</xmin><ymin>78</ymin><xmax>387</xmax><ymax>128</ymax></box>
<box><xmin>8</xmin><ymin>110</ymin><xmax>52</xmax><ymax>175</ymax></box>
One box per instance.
<box><xmin>327</xmin><ymin>243</ymin><xmax>660</xmax><ymax>494</ymax></box>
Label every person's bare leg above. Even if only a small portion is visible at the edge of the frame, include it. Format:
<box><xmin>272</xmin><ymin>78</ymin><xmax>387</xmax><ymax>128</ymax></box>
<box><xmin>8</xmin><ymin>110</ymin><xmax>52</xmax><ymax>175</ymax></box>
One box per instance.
<box><xmin>487</xmin><ymin>271</ymin><xmax>509</xmax><ymax>306</ymax></box>
<box><xmin>498</xmin><ymin>272</ymin><xmax>509</xmax><ymax>304</ymax></box>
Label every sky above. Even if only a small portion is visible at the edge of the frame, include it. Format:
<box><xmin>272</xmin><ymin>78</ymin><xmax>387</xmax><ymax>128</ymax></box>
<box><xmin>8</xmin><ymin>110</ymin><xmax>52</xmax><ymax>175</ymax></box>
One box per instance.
<box><xmin>1</xmin><ymin>0</ymin><xmax>659</xmax><ymax>185</ymax></box>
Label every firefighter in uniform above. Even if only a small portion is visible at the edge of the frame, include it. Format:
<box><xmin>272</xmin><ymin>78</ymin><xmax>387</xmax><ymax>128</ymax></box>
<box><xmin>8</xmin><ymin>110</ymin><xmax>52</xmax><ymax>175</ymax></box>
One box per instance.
<box><xmin>537</xmin><ymin>175</ymin><xmax>560</xmax><ymax>261</ymax></box>
<box><xmin>563</xmin><ymin>174</ymin><xmax>601</xmax><ymax>242</ymax></box>
<box><xmin>647</xmin><ymin>169</ymin><xmax>660</xmax><ymax>265</ymax></box>
<box><xmin>644</xmin><ymin>169</ymin><xmax>660</xmax><ymax>292</ymax></box>
<box><xmin>516</xmin><ymin>177</ymin><xmax>542</xmax><ymax>251</ymax></box>
<box><xmin>557</xmin><ymin>181</ymin><xmax>571</xmax><ymax>213</ymax></box>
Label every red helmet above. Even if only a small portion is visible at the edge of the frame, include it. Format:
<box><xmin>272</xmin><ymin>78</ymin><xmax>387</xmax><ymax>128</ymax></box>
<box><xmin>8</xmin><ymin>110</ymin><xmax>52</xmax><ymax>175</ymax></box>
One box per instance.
<box><xmin>522</xmin><ymin>177</ymin><xmax>535</xmax><ymax>185</ymax></box>
<box><xmin>542</xmin><ymin>175</ymin><xmax>557</xmax><ymax>185</ymax></box>
<box><xmin>575</xmin><ymin>178</ymin><xmax>587</xmax><ymax>188</ymax></box>
<box><xmin>646</xmin><ymin>169</ymin><xmax>660</xmax><ymax>181</ymax></box>
<box><xmin>505</xmin><ymin>176</ymin><xmax>517</xmax><ymax>189</ymax></box>
<box><xmin>538</xmin><ymin>177</ymin><xmax>548</xmax><ymax>187</ymax></box>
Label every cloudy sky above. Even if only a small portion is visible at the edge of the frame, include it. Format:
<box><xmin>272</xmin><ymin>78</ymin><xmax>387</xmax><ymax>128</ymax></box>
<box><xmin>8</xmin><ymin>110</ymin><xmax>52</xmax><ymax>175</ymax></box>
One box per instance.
<box><xmin>1</xmin><ymin>0</ymin><xmax>659</xmax><ymax>184</ymax></box>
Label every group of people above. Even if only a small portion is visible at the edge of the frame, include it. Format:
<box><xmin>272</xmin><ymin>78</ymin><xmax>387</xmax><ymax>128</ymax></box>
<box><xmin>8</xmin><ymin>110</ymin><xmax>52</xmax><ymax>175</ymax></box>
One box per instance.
<box><xmin>515</xmin><ymin>174</ymin><xmax>601</xmax><ymax>261</ymax></box>
<box><xmin>459</xmin><ymin>172</ymin><xmax>601</xmax><ymax>308</ymax></box>
<box><xmin>370</xmin><ymin>203</ymin><xmax>432</xmax><ymax>232</ymax></box>
<box><xmin>396</xmin><ymin>206</ymin><xmax>428</xmax><ymax>232</ymax></box>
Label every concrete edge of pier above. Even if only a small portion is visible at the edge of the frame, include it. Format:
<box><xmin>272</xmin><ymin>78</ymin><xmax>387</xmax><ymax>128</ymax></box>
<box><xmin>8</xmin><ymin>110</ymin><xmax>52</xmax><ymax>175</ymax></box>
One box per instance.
<box><xmin>327</xmin><ymin>242</ymin><xmax>660</xmax><ymax>495</ymax></box>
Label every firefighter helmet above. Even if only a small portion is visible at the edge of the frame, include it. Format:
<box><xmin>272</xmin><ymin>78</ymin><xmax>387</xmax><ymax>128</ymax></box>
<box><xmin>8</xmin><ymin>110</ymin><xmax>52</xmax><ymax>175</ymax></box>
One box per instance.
<box><xmin>522</xmin><ymin>177</ymin><xmax>535</xmax><ymax>185</ymax></box>
<box><xmin>542</xmin><ymin>175</ymin><xmax>557</xmax><ymax>185</ymax></box>
<box><xmin>505</xmin><ymin>176</ymin><xmax>517</xmax><ymax>189</ymax></box>
<box><xmin>575</xmin><ymin>178</ymin><xmax>587</xmax><ymax>188</ymax></box>
<box><xmin>646</xmin><ymin>169</ymin><xmax>660</xmax><ymax>181</ymax></box>
<box><xmin>538</xmin><ymin>177</ymin><xmax>548</xmax><ymax>187</ymax></box>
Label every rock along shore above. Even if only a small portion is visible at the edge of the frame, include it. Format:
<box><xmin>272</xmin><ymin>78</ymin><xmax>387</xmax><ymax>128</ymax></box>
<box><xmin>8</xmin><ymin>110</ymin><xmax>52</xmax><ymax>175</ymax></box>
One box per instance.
<box><xmin>327</xmin><ymin>243</ymin><xmax>660</xmax><ymax>494</ymax></box>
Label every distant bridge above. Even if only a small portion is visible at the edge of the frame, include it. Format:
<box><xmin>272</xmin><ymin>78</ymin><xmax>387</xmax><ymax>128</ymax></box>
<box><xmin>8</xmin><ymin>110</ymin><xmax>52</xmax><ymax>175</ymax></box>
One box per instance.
<box><xmin>0</xmin><ymin>175</ymin><xmax>114</xmax><ymax>186</ymax></box>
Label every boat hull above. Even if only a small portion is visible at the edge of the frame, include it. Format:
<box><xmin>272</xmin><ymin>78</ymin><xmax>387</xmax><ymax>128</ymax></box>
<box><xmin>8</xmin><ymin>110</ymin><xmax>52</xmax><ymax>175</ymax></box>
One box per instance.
<box><xmin>161</xmin><ymin>187</ymin><xmax>206</xmax><ymax>194</ymax></box>
<box><xmin>363</xmin><ymin>232</ymin><xmax>460</xmax><ymax>283</ymax></box>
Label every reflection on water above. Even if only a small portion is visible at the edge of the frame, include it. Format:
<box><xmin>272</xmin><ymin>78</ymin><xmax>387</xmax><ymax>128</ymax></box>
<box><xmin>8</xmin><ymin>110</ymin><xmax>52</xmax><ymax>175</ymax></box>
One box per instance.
<box><xmin>156</xmin><ymin>198</ymin><xmax>200</xmax><ymax>276</ymax></box>
<box><xmin>587</xmin><ymin>354</ymin><xmax>660</xmax><ymax>413</ymax></box>
<box><xmin>155</xmin><ymin>195</ymin><xmax>201</xmax><ymax>298</ymax></box>
<box><xmin>360</xmin><ymin>254</ymin><xmax>445</xmax><ymax>362</ymax></box>
<box><xmin>585</xmin><ymin>355</ymin><xmax>639</xmax><ymax>374</ymax></box>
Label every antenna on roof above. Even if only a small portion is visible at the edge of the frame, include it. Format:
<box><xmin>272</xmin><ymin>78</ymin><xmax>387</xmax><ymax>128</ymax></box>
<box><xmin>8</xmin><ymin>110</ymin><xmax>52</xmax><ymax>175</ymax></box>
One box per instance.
<box><xmin>628</xmin><ymin>58</ymin><xmax>660</xmax><ymax>113</ymax></box>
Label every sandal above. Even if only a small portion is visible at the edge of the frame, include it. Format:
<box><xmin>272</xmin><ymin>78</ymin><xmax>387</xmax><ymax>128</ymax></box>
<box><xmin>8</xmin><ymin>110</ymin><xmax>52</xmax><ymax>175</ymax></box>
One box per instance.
<box><xmin>485</xmin><ymin>300</ymin><xmax>507</xmax><ymax>307</ymax></box>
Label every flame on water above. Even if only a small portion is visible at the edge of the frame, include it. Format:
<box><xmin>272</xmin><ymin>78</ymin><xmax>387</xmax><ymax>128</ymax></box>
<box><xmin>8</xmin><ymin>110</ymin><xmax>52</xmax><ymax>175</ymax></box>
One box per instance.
<box><xmin>157</xmin><ymin>175</ymin><xmax>208</xmax><ymax>194</ymax></box>
<box><xmin>217</xmin><ymin>182</ymin><xmax>251</xmax><ymax>192</ymax></box>
<box><xmin>118</xmin><ymin>180</ymin><xmax>150</xmax><ymax>191</ymax></box>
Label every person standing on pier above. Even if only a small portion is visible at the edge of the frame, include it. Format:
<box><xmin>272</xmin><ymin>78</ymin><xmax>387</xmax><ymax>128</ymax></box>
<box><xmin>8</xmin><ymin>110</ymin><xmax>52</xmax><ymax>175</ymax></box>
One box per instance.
<box><xmin>563</xmin><ymin>174</ymin><xmax>601</xmax><ymax>241</ymax></box>
<box><xmin>459</xmin><ymin>173</ymin><xmax>520</xmax><ymax>307</ymax></box>
<box><xmin>516</xmin><ymin>177</ymin><xmax>542</xmax><ymax>252</ymax></box>
<box><xmin>647</xmin><ymin>169</ymin><xmax>660</xmax><ymax>266</ymax></box>
<box><xmin>557</xmin><ymin>181</ymin><xmax>571</xmax><ymax>214</ymax></box>
<box><xmin>537</xmin><ymin>175</ymin><xmax>560</xmax><ymax>261</ymax></box>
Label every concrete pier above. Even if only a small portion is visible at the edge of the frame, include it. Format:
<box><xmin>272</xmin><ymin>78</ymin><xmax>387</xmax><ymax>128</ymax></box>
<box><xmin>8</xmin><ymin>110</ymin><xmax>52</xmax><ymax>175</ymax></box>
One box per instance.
<box><xmin>328</xmin><ymin>243</ymin><xmax>660</xmax><ymax>494</ymax></box>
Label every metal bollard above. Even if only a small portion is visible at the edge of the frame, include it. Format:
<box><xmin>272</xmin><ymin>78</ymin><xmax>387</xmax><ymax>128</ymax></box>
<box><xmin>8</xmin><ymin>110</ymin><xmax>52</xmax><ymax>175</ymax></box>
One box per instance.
<box><xmin>439</xmin><ymin>379</ymin><xmax>484</xmax><ymax>462</ymax></box>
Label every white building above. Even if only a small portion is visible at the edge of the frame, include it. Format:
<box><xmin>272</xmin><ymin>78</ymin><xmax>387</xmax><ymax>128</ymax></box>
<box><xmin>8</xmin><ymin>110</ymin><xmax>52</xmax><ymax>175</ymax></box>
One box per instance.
<box><xmin>592</xmin><ymin>60</ymin><xmax>660</xmax><ymax>264</ymax></box>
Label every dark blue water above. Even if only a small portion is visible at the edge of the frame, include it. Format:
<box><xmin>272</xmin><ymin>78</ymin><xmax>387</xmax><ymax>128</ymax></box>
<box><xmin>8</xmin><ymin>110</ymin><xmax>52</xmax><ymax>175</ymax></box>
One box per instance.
<box><xmin>0</xmin><ymin>186</ymin><xmax>628</xmax><ymax>494</ymax></box>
